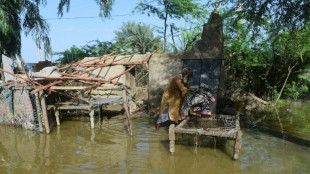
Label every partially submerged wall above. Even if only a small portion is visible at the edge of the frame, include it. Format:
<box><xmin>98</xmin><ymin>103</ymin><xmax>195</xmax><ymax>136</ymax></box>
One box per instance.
<box><xmin>0</xmin><ymin>89</ymin><xmax>36</xmax><ymax>130</ymax></box>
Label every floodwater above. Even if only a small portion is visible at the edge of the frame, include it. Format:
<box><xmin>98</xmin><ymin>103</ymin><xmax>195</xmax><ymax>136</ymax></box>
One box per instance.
<box><xmin>0</xmin><ymin>102</ymin><xmax>310</xmax><ymax>174</ymax></box>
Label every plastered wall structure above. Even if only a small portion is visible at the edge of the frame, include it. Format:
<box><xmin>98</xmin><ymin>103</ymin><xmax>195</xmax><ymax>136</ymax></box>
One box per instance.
<box><xmin>148</xmin><ymin>12</ymin><xmax>225</xmax><ymax>114</ymax></box>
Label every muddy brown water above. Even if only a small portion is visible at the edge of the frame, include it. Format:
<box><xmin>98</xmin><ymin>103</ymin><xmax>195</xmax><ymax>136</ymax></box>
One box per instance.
<box><xmin>1</xmin><ymin>101</ymin><xmax>310</xmax><ymax>174</ymax></box>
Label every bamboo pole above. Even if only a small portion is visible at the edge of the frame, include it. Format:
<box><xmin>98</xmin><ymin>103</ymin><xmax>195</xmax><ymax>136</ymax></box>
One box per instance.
<box><xmin>40</xmin><ymin>91</ymin><xmax>50</xmax><ymax>134</ymax></box>
<box><xmin>31</xmin><ymin>80</ymin><xmax>63</xmax><ymax>94</ymax></box>
<box><xmin>122</xmin><ymin>88</ymin><xmax>132</xmax><ymax>136</ymax></box>
<box><xmin>82</xmin><ymin>61</ymin><xmax>145</xmax><ymax>67</ymax></box>
<box><xmin>0</xmin><ymin>68</ymin><xmax>28</xmax><ymax>82</ymax></box>
<box><xmin>2</xmin><ymin>80</ymin><xmax>21</xmax><ymax>86</ymax></box>
<box><xmin>0</xmin><ymin>68</ymin><xmax>89</xmax><ymax>103</ymax></box>
<box><xmin>79</xmin><ymin>64</ymin><xmax>137</xmax><ymax>92</ymax></box>
<box><xmin>31</xmin><ymin>76</ymin><xmax>122</xmax><ymax>85</ymax></box>
<box><xmin>108</xmin><ymin>65</ymin><xmax>136</xmax><ymax>81</ymax></box>
<box><xmin>77</xmin><ymin>54</ymin><xmax>131</xmax><ymax>76</ymax></box>
<box><xmin>80</xmin><ymin>82</ymin><xmax>103</xmax><ymax>93</ymax></box>
<box><xmin>59</xmin><ymin>51</ymin><xmax>117</xmax><ymax>71</ymax></box>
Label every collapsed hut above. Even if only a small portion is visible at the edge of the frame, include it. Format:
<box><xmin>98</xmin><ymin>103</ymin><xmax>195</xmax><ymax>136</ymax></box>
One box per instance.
<box><xmin>0</xmin><ymin>51</ymin><xmax>157</xmax><ymax>136</ymax></box>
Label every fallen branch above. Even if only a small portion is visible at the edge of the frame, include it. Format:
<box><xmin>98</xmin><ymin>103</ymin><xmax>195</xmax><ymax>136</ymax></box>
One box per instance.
<box><xmin>248</xmin><ymin>93</ymin><xmax>269</xmax><ymax>105</ymax></box>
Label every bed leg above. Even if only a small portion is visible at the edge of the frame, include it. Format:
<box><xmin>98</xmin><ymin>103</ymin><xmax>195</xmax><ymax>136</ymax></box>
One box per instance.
<box><xmin>169</xmin><ymin>124</ymin><xmax>175</xmax><ymax>154</ymax></box>
<box><xmin>233</xmin><ymin>130</ymin><xmax>242</xmax><ymax>160</ymax></box>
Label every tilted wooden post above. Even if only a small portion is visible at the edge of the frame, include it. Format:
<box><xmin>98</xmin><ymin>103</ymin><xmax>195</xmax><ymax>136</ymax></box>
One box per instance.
<box><xmin>89</xmin><ymin>103</ymin><xmax>95</xmax><ymax>129</ymax></box>
<box><xmin>39</xmin><ymin>91</ymin><xmax>50</xmax><ymax>134</ymax></box>
<box><xmin>54</xmin><ymin>106</ymin><xmax>60</xmax><ymax>126</ymax></box>
<box><xmin>233</xmin><ymin>130</ymin><xmax>242</xmax><ymax>160</ymax></box>
<box><xmin>34</xmin><ymin>93</ymin><xmax>44</xmax><ymax>132</ymax></box>
<box><xmin>169</xmin><ymin>124</ymin><xmax>176</xmax><ymax>153</ymax></box>
<box><xmin>122</xmin><ymin>88</ymin><xmax>132</xmax><ymax>136</ymax></box>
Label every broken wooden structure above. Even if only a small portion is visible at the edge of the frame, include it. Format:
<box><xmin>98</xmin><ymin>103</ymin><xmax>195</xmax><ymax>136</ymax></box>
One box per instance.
<box><xmin>0</xmin><ymin>50</ymin><xmax>157</xmax><ymax>136</ymax></box>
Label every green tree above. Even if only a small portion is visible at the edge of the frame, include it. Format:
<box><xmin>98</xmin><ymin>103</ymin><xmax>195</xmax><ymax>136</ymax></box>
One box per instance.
<box><xmin>1</xmin><ymin>0</ymin><xmax>115</xmax><ymax>59</ymax></box>
<box><xmin>114</xmin><ymin>21</ymin><xmax>162</xmax><ymax>54</ymax></box>
<box><xmin>57</xmin><ymin>0</ymin><xmax>115</xmax><ymax>17</ymax></box>
<box><xmin>203</xmin><ymin>0</ymin><xmax>310</xmax><ymax>101</ymax></box>
<box><xmin>0</xmin><ymin>0</ymin><xmax>51</xmax><ymax>59</ymax></box>
<box><xmin>55</xmin><ymin>45</ymin><xmax>87</xmax><ymax>63</ymax></box>
<box><xmin>134</xmin><ymin>0</ymin><xmax>202</xmax><ymax>52</ymax></box>
<box><xmin>0</xmin><ymin>0</ymin><xmax>22</xmax><ymax>57</ymax></box>
<box><xmin>56</xmin><ymin>40</ymin><xmax>128</xmax><ymax>63</ymax></box>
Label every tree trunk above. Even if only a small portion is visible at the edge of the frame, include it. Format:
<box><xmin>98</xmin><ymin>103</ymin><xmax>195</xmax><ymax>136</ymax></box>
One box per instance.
<box><xmin>170</xmin><ymin>24</ymin><xmax>178</xmax><ymax>52</ymax></box>
<box><xmin>215</xmin><ymin>0</ymin><xmax>219</xmax><ymax>12</ymax></box>
<box><xmin>36</xmin><ymin>21</ymin><xmax>42</xmax><ymax>62</ymax></box>
<box><xmin>163</xmin><ymin>13</ymin><xmax>168</xmax><ymax>53</ymax></box>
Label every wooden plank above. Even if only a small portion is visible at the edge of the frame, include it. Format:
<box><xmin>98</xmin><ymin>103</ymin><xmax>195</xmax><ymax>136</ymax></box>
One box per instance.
<box><xmin>176</xmin><ymin>117</ymin><xmax>189</xmax><ymax>129</ymax></box>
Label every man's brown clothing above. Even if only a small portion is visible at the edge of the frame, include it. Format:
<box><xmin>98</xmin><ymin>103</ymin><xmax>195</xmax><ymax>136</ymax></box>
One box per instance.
<box><xmin>159</xmin><ymin>74</ymin><xmax>190</xmax><ymax>123</ymax></box>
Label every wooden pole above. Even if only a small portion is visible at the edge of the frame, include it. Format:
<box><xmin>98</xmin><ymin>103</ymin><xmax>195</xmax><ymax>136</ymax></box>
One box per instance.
<box><xmin>59</xmin><ymin>51</ymin><xmax>117</xmax><ymax>71</ymax></box>
<box><xmin>233</xmin><ymin>130</ymin><xmax>242</xmax><ymax>160</ymax></box>
<box><xmin>89</xmin><ymin>103</ymin><xmax>95</xmax><ymax>129</ymax></box>
<box><xmin>77</xmin><ymin>55</ymin><xmax>130</xmax><ymax>76</ymax></box>
<box><xmin>82</xmin><ymin>61</ymin><xmax>145</xmax><ymax>67</ymax></box>
<box><xmin>34</xmin><ymin>93</ymin><xmax>44</xmax><ymax>132</ymax></box>
<box><xmin>31</xmin><ymin>80</ymin><xmax>63</xmax><ymax>94</ymax></box>
<box><xmin>54</xmin><ymin>106</ymin><xmax>60</xmax><ymax>126</ymax></box>
<box><xmin>169</xmin><ymin>124</ymin><xmax>176</xmax><ymax>153</ymax></box>
<box><xmin>31</xmin><ymin>76</ymin><xmax>122</xmax><ymax>85</ymax></box>
<box><xmin>40</xmin><ymin>91</ymin><xmax>50</xmax><ymax>134</ymax></box>
<box><xmin>122</xmin><ymin>88</ymin><xmax>132</xmax><ymax>136</ymax></box>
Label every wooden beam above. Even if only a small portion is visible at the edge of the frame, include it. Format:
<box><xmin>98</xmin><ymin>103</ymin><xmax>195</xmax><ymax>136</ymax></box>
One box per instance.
<box><xmin>31</xmin><ymin>76</ymin><xmax>122</xmax><ymax>85</ymax></box>
<box><xmin>31</xmin><ymin>80</ymin><xmax>63</xmax><ymax>94</ymax></box>
<box><xmin>50</xmin><ymin>86</ymin><xmax>123</xmax><ymax>90</ymax></box>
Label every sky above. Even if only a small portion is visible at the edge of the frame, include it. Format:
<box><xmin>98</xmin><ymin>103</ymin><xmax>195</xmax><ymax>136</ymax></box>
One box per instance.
<box><xmin>21</xmin><ymin>0</ymin><xmax>192</xmax><ymax>63</ymax></box>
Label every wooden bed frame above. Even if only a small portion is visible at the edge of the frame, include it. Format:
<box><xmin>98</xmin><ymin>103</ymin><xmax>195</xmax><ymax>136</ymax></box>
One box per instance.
<box><xmin>168</xmin><ymin>114</ymin><xmax>242</xmax><ymax>160</ymax></box>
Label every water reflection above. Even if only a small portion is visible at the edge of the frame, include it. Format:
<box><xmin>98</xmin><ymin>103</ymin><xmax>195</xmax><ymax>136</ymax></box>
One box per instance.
<box><xmin>0</xmin><ymin>111</ymin><xmax>309</xmax><ymax>174</ymax></box>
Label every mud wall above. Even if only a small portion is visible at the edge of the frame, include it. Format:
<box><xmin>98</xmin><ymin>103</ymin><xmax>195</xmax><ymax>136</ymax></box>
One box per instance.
<box><xmin>0</xmin><ymin>89</ymin><xmax>36</xmax><ymax>130</ymax></box>
<box><xmin>148</xmin><ymin>12</ymin><xmax>225</xmax><ymax>113</ymax></box>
